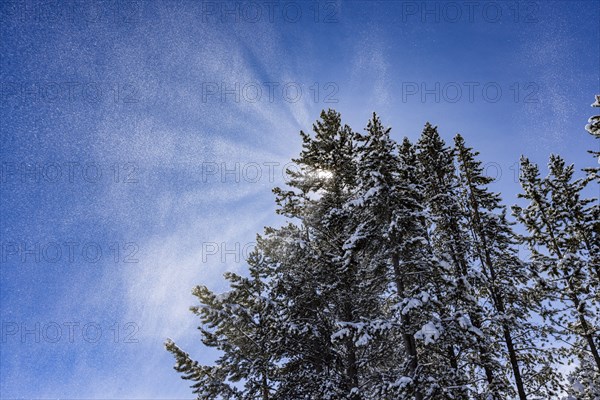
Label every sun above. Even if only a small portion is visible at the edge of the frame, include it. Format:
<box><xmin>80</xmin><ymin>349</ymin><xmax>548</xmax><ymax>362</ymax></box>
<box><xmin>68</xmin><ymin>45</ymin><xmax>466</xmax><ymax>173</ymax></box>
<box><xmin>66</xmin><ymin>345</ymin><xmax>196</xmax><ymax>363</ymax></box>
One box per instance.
<box><xmin>315</xmin><ymin>169</ymin><xmax>333</xmax><ymax>179</ymax></box>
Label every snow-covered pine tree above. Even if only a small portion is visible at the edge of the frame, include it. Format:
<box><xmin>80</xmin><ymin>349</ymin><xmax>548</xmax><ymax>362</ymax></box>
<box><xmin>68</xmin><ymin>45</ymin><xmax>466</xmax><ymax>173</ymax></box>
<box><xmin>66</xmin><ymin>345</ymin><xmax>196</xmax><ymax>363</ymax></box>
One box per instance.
<box><xmin>394</xmin><ymin>134</ymin><xmax>481</xmax><ymax>400</ymax></box>
<box><xmin>583</xmin><ymin>95</ymin><xmax>600</xmax><ymax>304</ymax></box>
<box><xmin>563</xmin><ymin>97</ymin><xmax>600</xmax><ymax>400</ymax></box>
<box><xmin>165</xmin><ymin>238</ymin><xmax>281</xmax><ymax>400</ymax></box>
<box><xmin>322</xmin><ymin>113</ymin><xmax>412</xmax><ymax>399</ymax></box>
<box><xmin>342</xmin><ymin>114</ymin><xmax>448</xmax><ymax>399</ymax></box>
<box><xmin>454</xmin><ymin>134</ymin><xmax>562</xmax><ymax>399</ymax></box>
<box><xmin>415</xmin><ymin>124</ymin><xmax>505</xmax><ymax>399</ymax></box>
<box><xmin>513</xmin><ymin>156</ymin><xmax>600</xmax><ymax>375</ymax></box>
<box><xmin>272</xmin><ymin>109</ymin><xmax>383</xmax><ymax>400</ymax></box>
<box><xmin>393</xmin><ymin>136</ymin><xmax>441</xmax><ymax>400</ymax></box>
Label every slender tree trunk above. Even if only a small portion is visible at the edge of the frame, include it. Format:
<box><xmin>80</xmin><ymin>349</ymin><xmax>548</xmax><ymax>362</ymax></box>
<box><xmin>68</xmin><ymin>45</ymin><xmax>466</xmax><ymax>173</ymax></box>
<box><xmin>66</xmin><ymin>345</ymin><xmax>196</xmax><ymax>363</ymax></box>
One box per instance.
<box><xmin>567</xmin><ymin>284</ymin><xmax>600</xmax><ymax>370</ymax></box>
<box><xmin>503</xmin><ymin>325</ymin><xmax>528</xmax><ymax>399</ymax></box>
<box><xmin>261</xmin><ymin>372</ymin><xmax>270</xmax><ymax>400</ymax></box>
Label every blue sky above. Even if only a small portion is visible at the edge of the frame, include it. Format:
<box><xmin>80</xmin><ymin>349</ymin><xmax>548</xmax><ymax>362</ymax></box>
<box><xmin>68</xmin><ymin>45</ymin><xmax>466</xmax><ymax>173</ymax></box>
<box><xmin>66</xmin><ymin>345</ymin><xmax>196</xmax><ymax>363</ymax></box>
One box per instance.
<box><xmin>0</xmin><ymin>0</ymin><xmax>598</xmax><ymax>398</ymax></box>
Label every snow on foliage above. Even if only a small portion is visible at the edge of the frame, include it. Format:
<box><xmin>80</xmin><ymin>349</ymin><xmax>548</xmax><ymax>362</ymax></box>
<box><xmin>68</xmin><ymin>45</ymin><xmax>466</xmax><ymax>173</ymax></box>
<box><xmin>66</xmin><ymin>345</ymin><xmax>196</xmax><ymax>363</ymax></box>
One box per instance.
<box><xmin>166</xmin><ymin>109</ymin><xmax>600</xmax><ymax>400</ymax></box>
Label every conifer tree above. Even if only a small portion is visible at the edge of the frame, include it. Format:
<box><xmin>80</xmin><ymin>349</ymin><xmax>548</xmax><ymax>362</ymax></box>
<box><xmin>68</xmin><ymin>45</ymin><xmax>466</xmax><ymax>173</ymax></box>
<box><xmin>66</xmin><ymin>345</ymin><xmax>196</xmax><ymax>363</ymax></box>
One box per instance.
<box><xmin>415</xmin><ymin>124</ymin><xmax>505</xmax><ymax>399</ymax></box>
<box><xmin>165</xmin><ymin>239</ymin><xmax>280</xmax><ymax>400</ymax></box>
<box><xmin>583</xmin><ymin>95</ymin><xmax>600</xmax><ymax>303</ymax></box>
<box><xmin>513</xmin><ymin>156</ymin><xmax>600</xmax><ymax>375</ymax></box>
<box><xmin>336</xmin><ymin>113</ymin><xmax>408</xmax><ymax>398</ymax></box>
<box><xmin>565</xmin><ymin>95</ymin><xmax>600</xmax><ymax>399</ymax></box>
<box><xmin>454</xmin><ymin>134</ymin><xmax>562</xmax><ymax>399</ymax></box>
<box><xmin>342</xmin><ymin>114</ymin><xmax>448</xmax><ymax>399</ymax></box>
<box><xmin>272</xmin><ymin>109</ymin><xmax>378</xmax><ymax>400</ymax></box>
